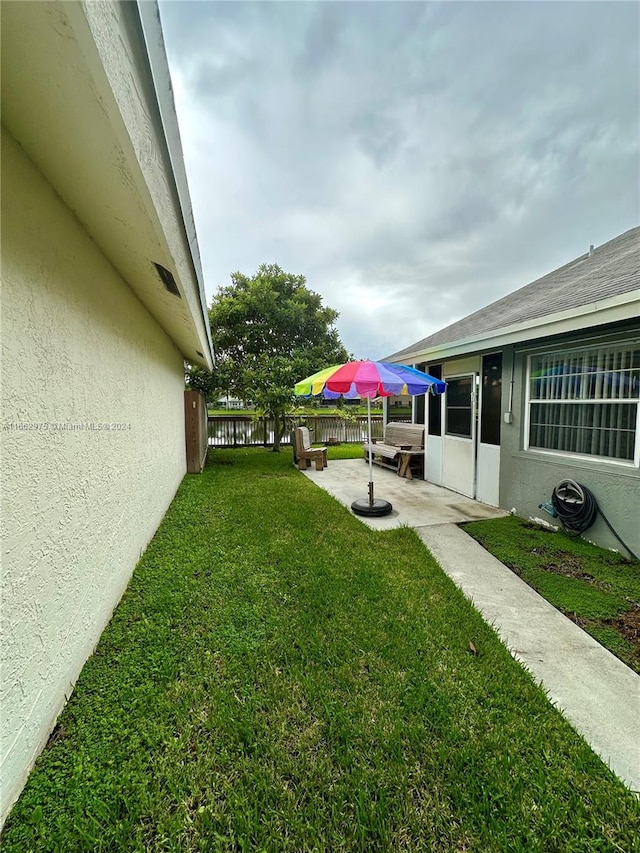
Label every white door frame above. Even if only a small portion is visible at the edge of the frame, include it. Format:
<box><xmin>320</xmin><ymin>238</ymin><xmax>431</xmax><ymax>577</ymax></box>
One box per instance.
<box><xmin>442</xmin><ymin>372</ymin><xmax>477</xmax><ymax>498</ymax></box>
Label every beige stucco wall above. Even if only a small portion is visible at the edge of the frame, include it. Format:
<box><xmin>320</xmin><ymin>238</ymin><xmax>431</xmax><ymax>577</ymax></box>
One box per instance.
<box><xmin>442</xmin><ymin>355</ymin><xmax>480</xmax><ymax>377</ymax></box>
<box><xmin>0</xmin><ymin>129</ymin><xmax>187</xmax><ymax>822</ymax></box>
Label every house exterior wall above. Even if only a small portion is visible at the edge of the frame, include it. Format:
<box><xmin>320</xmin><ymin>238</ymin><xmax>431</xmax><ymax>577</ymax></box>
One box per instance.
<box><xmin>442</xmin><ymin>355</ymin><xmax>480</xmax><ymax>378</ymax></box>
<box><xmin>499</xmin><ymin>328</ymin><xmax>640</xmax><ymax>557</ymax></box>
<box><xmin>0</xmin><ymin>129</ymin><xmax>187</xmax><ymax>821</ymax></box>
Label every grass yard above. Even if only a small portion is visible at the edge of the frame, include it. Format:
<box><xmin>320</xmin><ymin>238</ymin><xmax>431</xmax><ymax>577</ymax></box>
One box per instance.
<box><xmin>325</xmin><ymin>442</ymin><xmax>367</xmax><ymax>460</ymax></box>
<box><xmin>3</xmin><ymin>450</ymin><xmax>639</xmax><ymax>852</ymax></box>
<box><xmin>208</xmin><ymin>409</ymin><xmax>255</xmax><ymax>416</ymax></box>
<box><xmin>462</xmin><ymin>515</ymin><xmax>640</xmax><ymax>675</ymax></box>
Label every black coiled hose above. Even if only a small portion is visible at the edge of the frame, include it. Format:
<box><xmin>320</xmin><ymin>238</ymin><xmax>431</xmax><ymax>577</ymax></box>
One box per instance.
<box><xmin>551</xmin><ymin>479</ymin><xmax>638</xmax><ymax>561</ymax></box>
<box><xmin>551</xmin><ymin>480</ymin><xmax>597</xmax><ymax>534</ymax></box>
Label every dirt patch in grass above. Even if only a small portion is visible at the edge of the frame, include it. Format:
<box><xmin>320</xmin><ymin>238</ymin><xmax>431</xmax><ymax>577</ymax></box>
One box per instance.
<box><xmin>531</xmin><ymin>548</ymin><xmax>611</xmax><ymax>590</ymax></box>
<box><xmin>566</xmin><ymin>607</ymin><xmax>640</xmax><ymax>667</ymax></box>
<box><xmin>43</xmin><ymin>723</ymin><xmax>66</xmax><ymax>751</ymax></box>
<box><xmin>565</xmin><ymin>612</ymin><xmax>590</xmax><ymax>630</ymax></box>
<box><xmin>608</xmin><ymin>605</ymin><xmax>640</xmax><ymax>648</ymax></box>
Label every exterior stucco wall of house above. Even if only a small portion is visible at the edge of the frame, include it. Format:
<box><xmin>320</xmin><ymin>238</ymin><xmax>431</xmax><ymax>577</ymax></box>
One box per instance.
<box><xmin>0</xmin><ymin>129</ymin><xmax>187</xmax><ymax>821</ymax></box>
<box><xmin>499</xmin><ymin>332</ymin><xmax>640</xmax><ymax>557</ymax></box>
<box><xmin>442</xmin><ymin>355</ymin><xmax>480</xmax><ymax>378</ymax></box>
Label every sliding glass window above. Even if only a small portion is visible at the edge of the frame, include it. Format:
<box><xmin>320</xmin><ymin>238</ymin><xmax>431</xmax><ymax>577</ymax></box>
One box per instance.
<box><xmin>527</xmin><ymin>345</ymin><xmax>640</xmax><ymax>463</ymax></box>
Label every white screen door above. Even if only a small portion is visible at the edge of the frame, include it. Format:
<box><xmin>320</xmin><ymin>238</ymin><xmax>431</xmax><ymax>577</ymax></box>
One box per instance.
<box><xmin>442</xmin><ymin>374</ymin><xmax>476</xmax><ymax>498</ymax></box>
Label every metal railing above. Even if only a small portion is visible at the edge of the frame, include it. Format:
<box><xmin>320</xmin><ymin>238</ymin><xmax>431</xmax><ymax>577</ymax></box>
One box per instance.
<box><xmin>207</xmin><ymin>414</ymin><xmax>401</xmax><ymax>448</ymax></box>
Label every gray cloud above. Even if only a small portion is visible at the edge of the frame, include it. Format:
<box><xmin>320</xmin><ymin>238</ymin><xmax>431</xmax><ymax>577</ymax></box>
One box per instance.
<box><xmin>159</xmin><ymin>0</ymin><xmax>639</xmax><ymax>360</ymax></box>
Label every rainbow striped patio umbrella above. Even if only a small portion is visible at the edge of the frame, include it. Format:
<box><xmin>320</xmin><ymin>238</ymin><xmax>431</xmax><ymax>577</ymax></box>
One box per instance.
<box><xmin>295</xmin><ymin>361</ymin><xmax>446</xmax><ymax>516</ymax></box>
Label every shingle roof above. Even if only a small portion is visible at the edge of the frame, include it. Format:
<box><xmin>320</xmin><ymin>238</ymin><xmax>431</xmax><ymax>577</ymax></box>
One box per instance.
<box><xmin>388</xmin><ymin>226</ymin><xmax>640</xmax><ymax>360</ymax></box>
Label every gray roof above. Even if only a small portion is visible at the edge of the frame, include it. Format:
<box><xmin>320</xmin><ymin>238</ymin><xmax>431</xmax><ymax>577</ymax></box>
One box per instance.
<box><xmin>388</xmin><ymin>226</ymin><xmax>640</xmax><ymax>360</ymax></box>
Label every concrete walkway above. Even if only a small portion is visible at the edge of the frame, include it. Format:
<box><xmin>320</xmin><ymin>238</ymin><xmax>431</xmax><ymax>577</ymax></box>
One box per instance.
<box><xmin>302</xmin><ymin>459</ymin><xmax>640</xmax><ymax>792</ymax></box>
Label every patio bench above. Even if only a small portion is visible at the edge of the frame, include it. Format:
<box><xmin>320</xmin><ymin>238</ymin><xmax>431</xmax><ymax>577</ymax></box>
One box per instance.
<box><xmin>294</xmin><ymin>426</ymin><xmax>328</xmax><ymax>471</ymax></box>
<box><xmin>363</xmin><ymin>422</ymin><xmax>424</xmax><ymax>479</ymax></box>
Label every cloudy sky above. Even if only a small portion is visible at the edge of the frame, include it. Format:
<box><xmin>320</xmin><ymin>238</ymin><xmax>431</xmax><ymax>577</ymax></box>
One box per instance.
<box><xmin>158</xmin><ymin>0</ymin><xmax>639</xmax><ymax>360</ymax></box>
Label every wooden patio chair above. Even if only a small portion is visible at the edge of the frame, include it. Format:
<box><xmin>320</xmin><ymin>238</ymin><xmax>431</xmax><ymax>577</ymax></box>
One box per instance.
<box><xmin>294</xmin><ymin>427</ymin><xmax>328</xmax><ymax>471</ymax></box>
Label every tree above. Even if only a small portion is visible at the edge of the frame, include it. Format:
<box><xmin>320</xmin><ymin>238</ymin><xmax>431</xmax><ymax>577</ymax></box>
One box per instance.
<box><xmin>187</xmin><ymin>264</ymin><xmax>350</xmax><ymax>450</ymax></box>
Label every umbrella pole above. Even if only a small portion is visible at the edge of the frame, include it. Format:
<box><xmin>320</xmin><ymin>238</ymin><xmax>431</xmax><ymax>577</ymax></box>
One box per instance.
<box><xmin>351</xmin><ymin>393</ymin><xmax>392</xmax><ymax>517</ymax></box>
<box><xmin>367</xmin><ymin>395</ymin><xmax>374</xmax><ymax>506</ymax></box>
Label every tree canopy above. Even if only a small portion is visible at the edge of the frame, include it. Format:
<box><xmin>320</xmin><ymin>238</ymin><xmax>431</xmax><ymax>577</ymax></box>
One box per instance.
<box><xmin>187</xmin><ymin>264</ymin><xmax>350</xmax><ymax>449</ymax></box>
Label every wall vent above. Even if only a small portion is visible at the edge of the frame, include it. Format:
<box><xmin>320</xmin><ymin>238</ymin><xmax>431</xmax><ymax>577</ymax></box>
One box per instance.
<box><xmin>154</xmin><ymin>262</ymin><xmax>181</xmax><ymax>297</ymax></box>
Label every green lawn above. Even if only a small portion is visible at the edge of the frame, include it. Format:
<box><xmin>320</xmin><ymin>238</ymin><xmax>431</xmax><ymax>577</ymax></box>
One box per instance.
<box><xmin>462</xmin><ymin>515</ymin><xmax>640</xmax><ymax>674</ymax></box>
<box><xmin>3</xmin><ymin>450</ymin><xmax>639</xmax><ymax>852</ymax></box>
<box><xmin>208</xmin><ymin>408</ymin><xmax>255</xmax><ymax>416</ymax></box>
<box><xmin>325</xmin><ymin>443</ymin><xmax>366</xmax><ymax>460</ymax></box>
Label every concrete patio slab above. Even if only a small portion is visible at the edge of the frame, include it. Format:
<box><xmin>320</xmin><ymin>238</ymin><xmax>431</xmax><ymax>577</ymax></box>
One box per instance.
<box><xmin>301</xmin><ymin>459</ymin><xmax>640</xmax><ymax>792</ymax></box>
<box><xmin>301</xmin><ymin>458</ymin><xmax>508</xmax><ymax>529</ymax></box>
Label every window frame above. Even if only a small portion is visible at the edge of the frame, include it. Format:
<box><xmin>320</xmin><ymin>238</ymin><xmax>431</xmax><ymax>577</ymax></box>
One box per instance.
<box><xmin>445</xmin><ymin>374</ymin><xmax>475</xmax><ymax>439</ymax></box>
<box><xmin>524</xmin><ymin>343</ymin><xmax>640</xmax><ymax>468</ymax></box>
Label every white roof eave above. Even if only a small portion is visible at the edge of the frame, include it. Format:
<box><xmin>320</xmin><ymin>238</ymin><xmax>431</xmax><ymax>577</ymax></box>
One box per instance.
<box><xmin>387</xmin><ymin>290</ymin><xmax>640</xmax><ymax>364</ymax></box>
